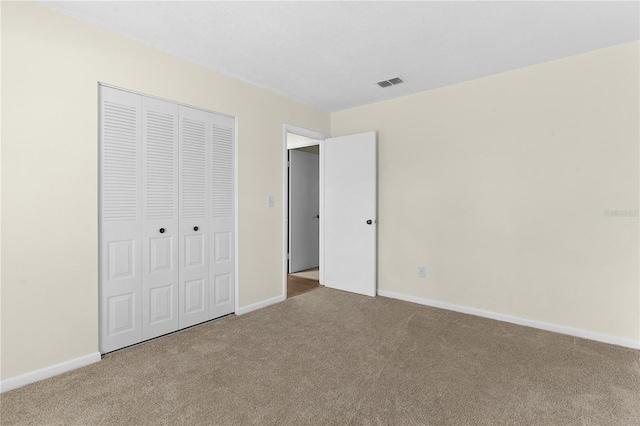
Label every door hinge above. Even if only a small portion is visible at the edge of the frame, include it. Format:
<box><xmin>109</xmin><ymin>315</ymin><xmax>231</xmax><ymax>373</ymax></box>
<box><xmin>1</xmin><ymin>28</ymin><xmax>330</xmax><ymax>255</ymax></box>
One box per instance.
<box><xmin>287</xmin><ymin>253</ymin><xmax>290</xmax><ymax>260</ymax></box>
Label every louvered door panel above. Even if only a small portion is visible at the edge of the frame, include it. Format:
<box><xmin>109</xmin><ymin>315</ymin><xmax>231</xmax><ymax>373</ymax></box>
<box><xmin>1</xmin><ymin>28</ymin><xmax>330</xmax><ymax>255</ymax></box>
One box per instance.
<box><xmin>99</xmin><ymin>86</ymin><xmax>143</xmax><ymax>353</ymax></box>
<box><xmin>210</xmin><ymin>114</ymin><xmax>235</xmax><ymax>318</ymax></box>
<box><xmin>212</xmin><ymin>122</ymin><xmax>233</xmax><ymax>218</ymax></box>
<box><xmin>179</xmin><ymin>106</ymin><xmax>210</xmax><ymax>328</ymax></box>
<box><xmin>142</xmin><ymin>97</ymin><xmax>179</xmax><ymax>340</ymax></box>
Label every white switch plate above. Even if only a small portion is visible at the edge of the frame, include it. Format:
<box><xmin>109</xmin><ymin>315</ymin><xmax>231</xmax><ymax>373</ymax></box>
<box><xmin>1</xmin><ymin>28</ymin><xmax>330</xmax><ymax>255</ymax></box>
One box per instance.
<box><xmin>267</xmin><ymin>195</ymin><xmax>274</xmax><ymax>207</ymax></box>
<box><xmin>418</xmin><ymin>266</ymin><xmax>426</xmax><ymax>279</ymax></box>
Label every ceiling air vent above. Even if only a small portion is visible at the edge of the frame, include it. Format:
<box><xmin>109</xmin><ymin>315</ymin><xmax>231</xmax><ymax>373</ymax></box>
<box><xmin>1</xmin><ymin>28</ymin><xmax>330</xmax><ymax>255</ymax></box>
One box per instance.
<box><xmin>376</xmin><ymin>76</ymin><xmax>404</xmax><ymax>88</ymax></box>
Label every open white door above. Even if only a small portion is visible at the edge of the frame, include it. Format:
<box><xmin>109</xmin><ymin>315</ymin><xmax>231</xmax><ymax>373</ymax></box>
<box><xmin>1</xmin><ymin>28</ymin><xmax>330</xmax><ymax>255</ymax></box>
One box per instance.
<box><xmin>324</xmin><ymin>131</ymin><xmax>377</xmax><ymax>296</ymax></box>
<box><xmin>289</xmin><ymin>149</ymin><xmax>320</xmax><ymax>273</ymax></box>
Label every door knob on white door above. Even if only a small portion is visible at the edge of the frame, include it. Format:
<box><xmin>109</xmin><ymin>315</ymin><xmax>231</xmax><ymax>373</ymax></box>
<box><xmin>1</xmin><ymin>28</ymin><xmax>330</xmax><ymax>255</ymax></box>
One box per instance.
<box><xmin>366</xmin><ymin>220</ymin><xmax>373</xmax><ymax>225</ymax></box>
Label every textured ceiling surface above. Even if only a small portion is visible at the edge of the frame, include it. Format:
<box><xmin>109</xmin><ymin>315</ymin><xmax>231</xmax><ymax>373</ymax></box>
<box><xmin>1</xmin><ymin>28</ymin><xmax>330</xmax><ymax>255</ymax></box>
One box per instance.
<box><xmin>41</xmin><ymin>1</ymin><xmax>640</xmax><ymax>112</ymax></box>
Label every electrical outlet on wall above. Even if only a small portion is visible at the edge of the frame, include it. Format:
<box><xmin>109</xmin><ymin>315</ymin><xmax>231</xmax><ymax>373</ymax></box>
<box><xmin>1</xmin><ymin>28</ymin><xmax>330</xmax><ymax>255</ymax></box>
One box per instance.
<box><xmin>418</xmin><ymin>266</ymin><xmax>427</xmax><ymax>279</ymax></box>
<box><xmin>267</xmin><ymin>195</ymin><xmax>274</xmax><ymax>207</ymax></box>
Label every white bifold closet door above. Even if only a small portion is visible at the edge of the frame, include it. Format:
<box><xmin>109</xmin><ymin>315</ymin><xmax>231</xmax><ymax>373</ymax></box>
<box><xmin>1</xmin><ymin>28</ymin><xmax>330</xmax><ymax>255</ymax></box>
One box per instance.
<box><xmin>178</xmin><ymin>106</ymin><xmax>211</xmax><ymax>329</ymax></box>
<box><xmin>100</xmin><ymin>85</ymin><xmax>235</xmax><ymax>354</ymax></box>
<box><xmin>100</xmin><ymin>88</ymin><xmax>143</xmax><ymax>352</ymax></box>
<box><xmin>177</xmin><ymin>109</ymin><xmax>236</xmax><ymax>327</ymax></box>
<box><xmin>142</xmin><ymin>97</ymin><xmax>180</xmax><ymax>340</ymax></box>
<box><xmin>209</xmin><ymin>114</ymin><xmax>235</xmax><ymax>319</ymax></box>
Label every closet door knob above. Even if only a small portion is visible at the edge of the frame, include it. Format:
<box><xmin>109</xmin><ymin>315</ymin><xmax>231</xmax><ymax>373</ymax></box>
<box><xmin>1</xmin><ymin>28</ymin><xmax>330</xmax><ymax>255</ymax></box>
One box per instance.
<box><xmin>159</xmin><ymin>228</ymin><xmax>165</xmax><ymax>233</ymax></box>
<box><xmin>366</xmin><ymin>220</ymin><xmax>373</xmax><ymax>225</ymax></box>
<box><xmin>193</xmin><ymin>226</ymin><xmax>199</xmax><ymax>231</ymax></box>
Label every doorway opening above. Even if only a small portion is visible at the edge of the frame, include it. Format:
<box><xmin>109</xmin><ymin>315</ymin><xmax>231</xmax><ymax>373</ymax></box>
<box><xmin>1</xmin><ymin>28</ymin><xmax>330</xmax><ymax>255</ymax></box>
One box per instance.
<box><xmin>282</xmin><ymin>126</ymin><xmax>327</xmax><ymax>298</ymax></box>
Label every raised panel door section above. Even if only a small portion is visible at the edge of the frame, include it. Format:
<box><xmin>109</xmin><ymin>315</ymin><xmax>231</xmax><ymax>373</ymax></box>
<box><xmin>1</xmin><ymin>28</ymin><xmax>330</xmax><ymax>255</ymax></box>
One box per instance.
<box><xmin>149</xmin><ymin>285</ymin><xmax>173</xmax><ymax>324</ymax></box>
<box><xmin>210</xmin><ymin>113</ymin><xmax>235</xmax><ymax>319</ymax></box>
<box><xmin>212</xmin><ymin>273</ymin><xmax>231</xmax><ymax>311</ymax></box>
<box><xmin>179</xmin><ymin>106</ymin><xmax>211</xmax><ymax>328</ymax></box>
<box><xmin>142</xmin><ymin>96</ymin><xmax>179</xmax><ymax>340</ymax></box>
<box><xmin>185</xmin><ymin>278</ymin><xmax>205</xmax><ymax>313</ymax></box>
<box><xmin>149</xmin><ymin>237</ymin><xmax>172</xmax><ymax>273</ymax></box>
<box><xmin>108</xmin><ymin>293</ymin><xmax>135</xmax><ymax>335</ymax></box>
<box><xmin>214</xmin><ymin>232</ymin><xmax>230</xmax><ymax>263</ymax></box>
<box><xmin>99</xmin><ymin>86</ymin><xmax>143</xmax><ymax>353</ymax></box>
<box><xmin>108</xmin><ymin>240</ymin><xmax>135</xmax><ymax>280</ymax></box>
<box><xmin>185</xmin><ymin>234</ymin><xmax>204</xmax><ymax>267</ymax></box>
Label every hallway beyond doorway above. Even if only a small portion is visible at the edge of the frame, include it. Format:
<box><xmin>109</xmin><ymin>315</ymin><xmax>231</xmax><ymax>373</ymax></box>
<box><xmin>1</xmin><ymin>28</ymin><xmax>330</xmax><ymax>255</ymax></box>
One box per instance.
<box><xmin>287</xmin><ymin>268</ymin><xmax>320</xmax><ymax>298</ymax></box>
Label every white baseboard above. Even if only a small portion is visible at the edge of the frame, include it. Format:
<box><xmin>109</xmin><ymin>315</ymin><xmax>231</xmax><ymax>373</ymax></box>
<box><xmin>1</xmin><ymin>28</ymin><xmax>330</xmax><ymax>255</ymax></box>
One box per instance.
<box><xmin>377</xmin><ymin>290</ymin><xmax>640</xmax><ymax>350</ymax></box>
<box><xmin>0</xmin><ymin>351</ymin><xmax>101</xmax><ymax>393</ymax></box>
<box><xmin>235</xmin><ymin>294</ymin><xmax>286</xmax><ymax>316</ymax></box>
<box><xmin>2</xmin><ymin>294</ymin><xmax>287</xmax><ymax>392</ymax></box>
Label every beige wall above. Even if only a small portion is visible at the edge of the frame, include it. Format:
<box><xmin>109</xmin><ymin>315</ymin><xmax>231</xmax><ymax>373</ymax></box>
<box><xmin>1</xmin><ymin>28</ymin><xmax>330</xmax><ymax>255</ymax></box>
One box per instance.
<box><xmin>0</xmin><ymin>2</ymin><xmax>329</xmax><ymax>380</ymax></box>
<box><xmin>332</xmin><ymin>42</ymin><xmax>640</xmax><ymax>344</ymax></box>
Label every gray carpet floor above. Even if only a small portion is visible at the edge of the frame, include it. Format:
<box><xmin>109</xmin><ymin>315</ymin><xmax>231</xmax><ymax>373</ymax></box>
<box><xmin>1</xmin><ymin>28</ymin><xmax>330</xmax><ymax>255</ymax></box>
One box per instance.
<box><xmin>1</xmin><ymin>287</ymin><xmax>639</xmax><ymax>425</ymax></box>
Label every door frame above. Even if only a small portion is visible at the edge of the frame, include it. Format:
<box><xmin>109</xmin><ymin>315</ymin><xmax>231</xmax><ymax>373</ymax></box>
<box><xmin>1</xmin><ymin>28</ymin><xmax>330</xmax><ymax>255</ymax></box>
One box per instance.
<box><xmin>282</xmin><ymin>124</ymin><xmax>328</xmax><ymax>297</ymax></box>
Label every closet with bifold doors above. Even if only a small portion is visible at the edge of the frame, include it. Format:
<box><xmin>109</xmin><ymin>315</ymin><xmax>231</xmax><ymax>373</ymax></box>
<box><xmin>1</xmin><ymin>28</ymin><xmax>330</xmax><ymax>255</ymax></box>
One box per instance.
<box><xmin>99</xmin><ymin>85</ymin><xmax>235</xmax><ymax>353</ymax></box>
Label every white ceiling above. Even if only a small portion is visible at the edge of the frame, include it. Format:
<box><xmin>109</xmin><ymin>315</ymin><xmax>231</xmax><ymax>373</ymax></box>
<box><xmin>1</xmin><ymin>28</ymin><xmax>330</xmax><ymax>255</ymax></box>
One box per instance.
<box><xmin>41</xmin><ymin>1</ymin><xmax>640</xmax><ymax>112</ymax></box>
